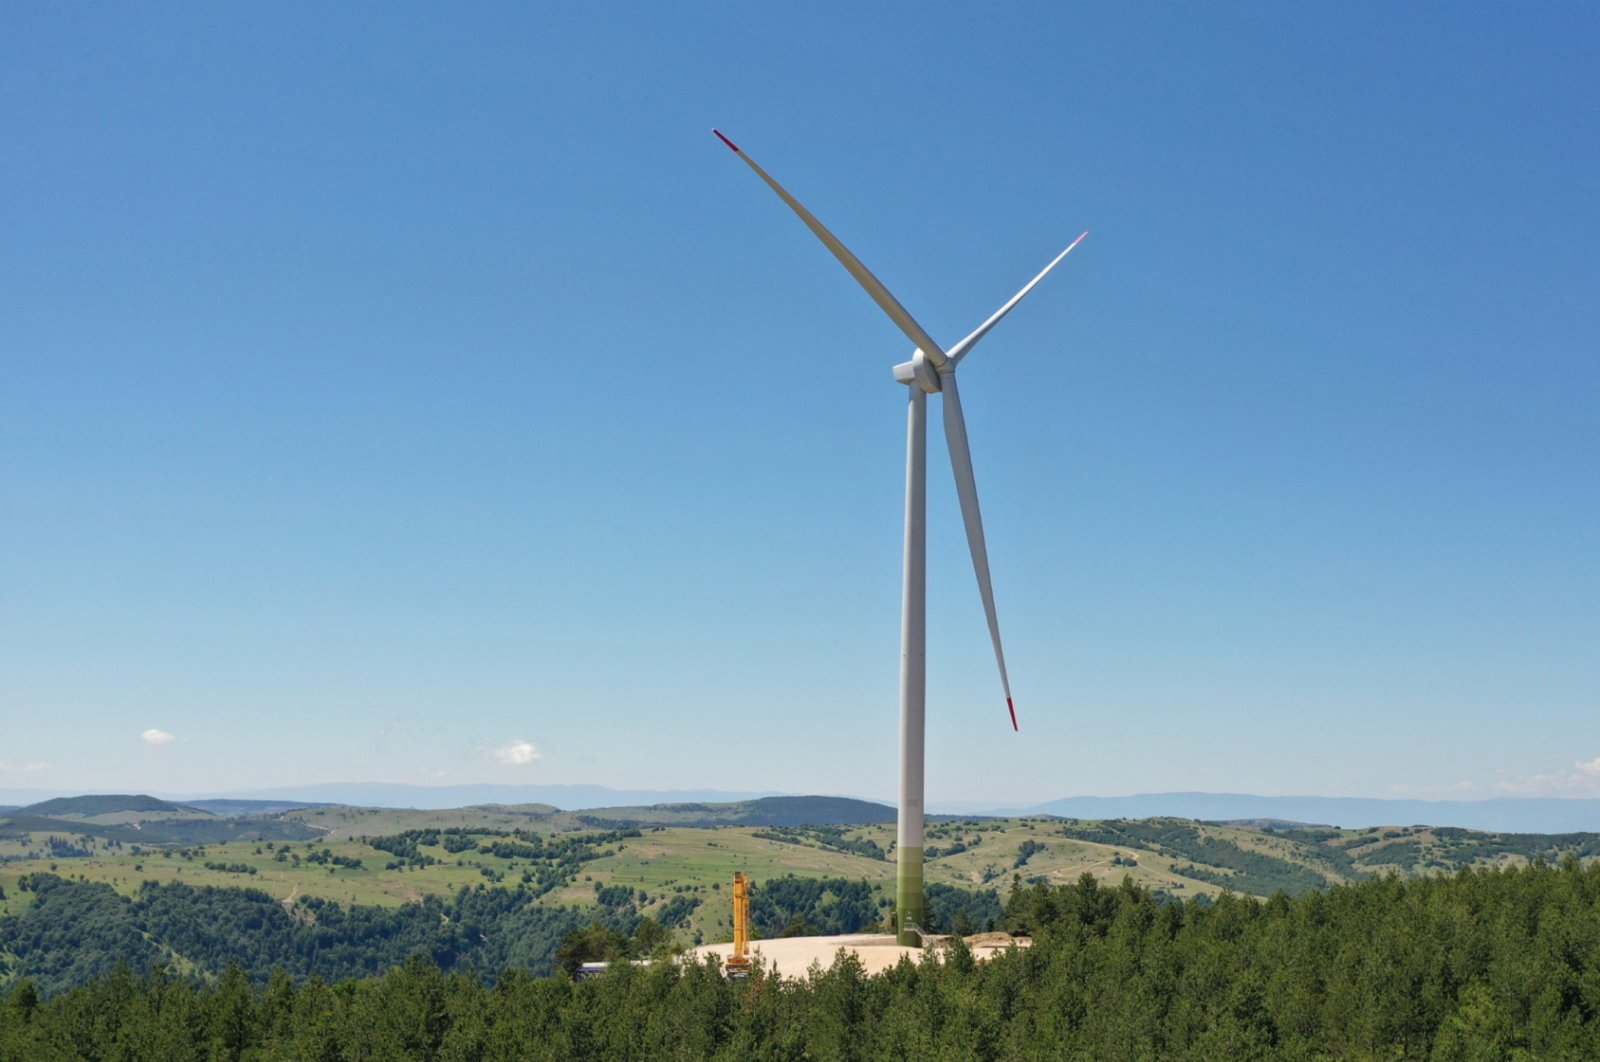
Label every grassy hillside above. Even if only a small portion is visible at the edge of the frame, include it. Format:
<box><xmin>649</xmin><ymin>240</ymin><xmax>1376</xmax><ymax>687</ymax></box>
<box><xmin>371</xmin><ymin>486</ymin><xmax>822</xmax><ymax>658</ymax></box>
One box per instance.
<box><xmin>7</xmin><ymin>808</ymin><xmax>1599</xmax><ymax>936</ymax></box>
<box><xmin>8</xmin><ymin>795</ymin><xmax>1600</xmax><ymax>935</ymax></box>
<box><xmin>1335</xmin><ymin>823</ymin><xmax>1600</xmax><ymax>871</ymax></box>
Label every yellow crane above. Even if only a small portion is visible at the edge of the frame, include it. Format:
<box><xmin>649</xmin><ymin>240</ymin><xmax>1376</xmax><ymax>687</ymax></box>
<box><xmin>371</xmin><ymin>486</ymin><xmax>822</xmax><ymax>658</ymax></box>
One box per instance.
<box><xmin>725</xmin><ymin>872</ymin><xmax>751</xmax><ymax>976</ymax></box>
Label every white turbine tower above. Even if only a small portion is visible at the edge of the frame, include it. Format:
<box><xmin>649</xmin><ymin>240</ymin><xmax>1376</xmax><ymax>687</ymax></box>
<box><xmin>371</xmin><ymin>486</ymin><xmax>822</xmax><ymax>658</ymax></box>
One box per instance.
<box><xmin>715</xmin><ymin>130</ymin><xmax>1085</xmax><ymax>944</ymax></box>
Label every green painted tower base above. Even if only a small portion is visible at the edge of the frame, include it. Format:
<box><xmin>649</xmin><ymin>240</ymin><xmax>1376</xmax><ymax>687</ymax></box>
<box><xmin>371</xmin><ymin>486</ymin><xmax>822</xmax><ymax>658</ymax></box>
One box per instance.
<box><xmin>896</xmin><ymin>846</ymin><xmax>924</xmax><ymax>946</ymax></box>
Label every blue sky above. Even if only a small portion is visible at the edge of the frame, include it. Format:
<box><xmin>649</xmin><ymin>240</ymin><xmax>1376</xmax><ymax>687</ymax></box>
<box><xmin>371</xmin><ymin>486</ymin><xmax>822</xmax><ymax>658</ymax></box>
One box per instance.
<box><xmin>3</xmin><ymin>3</ymin><xmax>1596</xmax><ymax>805</ymax></box>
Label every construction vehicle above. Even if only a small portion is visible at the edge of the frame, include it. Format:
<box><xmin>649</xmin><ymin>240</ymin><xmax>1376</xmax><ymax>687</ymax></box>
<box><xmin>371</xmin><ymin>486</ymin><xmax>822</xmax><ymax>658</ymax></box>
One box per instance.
<box><xmin>724</xmin><ymin>872</ymin><xmax>752</xmax><ymax>978</ymax></box>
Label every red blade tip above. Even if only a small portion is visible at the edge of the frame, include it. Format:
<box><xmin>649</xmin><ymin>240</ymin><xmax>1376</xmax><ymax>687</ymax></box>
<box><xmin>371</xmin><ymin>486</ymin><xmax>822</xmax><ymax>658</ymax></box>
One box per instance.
<box><xmin>1007</xmin><ymin>697</ymin><xmax>1018</xmax><ymax>731</ymax></box>
<box><xmin>712</xmin><ymin>129</ymin><xmax>740</xmax><ymax>153</ymax></box>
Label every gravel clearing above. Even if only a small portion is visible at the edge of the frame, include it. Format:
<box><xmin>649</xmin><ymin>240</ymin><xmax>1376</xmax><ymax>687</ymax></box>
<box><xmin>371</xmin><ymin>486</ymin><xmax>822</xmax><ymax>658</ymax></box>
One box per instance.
<box><xmin>688</xmin><ymin>932</ymin><xmax>1030</xmax><ymax>979</ymax></box>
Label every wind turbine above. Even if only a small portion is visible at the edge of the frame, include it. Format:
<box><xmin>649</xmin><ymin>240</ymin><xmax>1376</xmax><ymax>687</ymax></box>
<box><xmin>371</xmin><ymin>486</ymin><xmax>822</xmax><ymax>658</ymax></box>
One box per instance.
<box><xmin>714</xmin><ymin>130</ymin><xmax>1085</xmax><ymax>945</ymax></box>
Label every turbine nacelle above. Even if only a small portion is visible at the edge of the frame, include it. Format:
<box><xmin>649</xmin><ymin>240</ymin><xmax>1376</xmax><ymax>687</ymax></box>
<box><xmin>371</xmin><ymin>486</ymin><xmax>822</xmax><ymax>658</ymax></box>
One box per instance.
<box><xmin>892</xmin><ymin>350</ymin><xmax>941</xmax><ymax>393</ymax></box>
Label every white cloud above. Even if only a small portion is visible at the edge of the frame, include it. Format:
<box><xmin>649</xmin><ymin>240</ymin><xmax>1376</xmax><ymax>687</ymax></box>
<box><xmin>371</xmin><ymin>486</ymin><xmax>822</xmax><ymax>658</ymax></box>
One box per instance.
<box><xmin>1495</xmin><ymin>756</ymin><xmax>1600</xmax><ymax>798</ymax></box>
<box><xmin>375</xmin><ymin>719</ymin><xmax>413</xmax><ymax>751</ymax></box>
<box><xmin>142</xmin><ymin>728</ymin><xmax>176</xmax><ymax>746</ymax></box>
<box><xmin>488</xmin><ymin>740</ymin><xmax>540</xmax><ymax>766</ymax></box>
<box><xmin>0</xmin><ymin>760</ymin><xmax>50</xmax><ymax>775</ymax></box>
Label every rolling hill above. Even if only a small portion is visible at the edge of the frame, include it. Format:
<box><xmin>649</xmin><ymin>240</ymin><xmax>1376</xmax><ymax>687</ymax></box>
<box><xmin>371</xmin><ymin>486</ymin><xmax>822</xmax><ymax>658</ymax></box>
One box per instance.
<box><xmin>19</xmin><ymin>794</ymin><xmax>201</xmax><ymax>818</ymax></box>
<box><xmin>0</xmin><ymin>794</ymin><xmax>324</xmax><ymax>847</ymax></box>
<box><xmin>570</xmin><ymin>795</ymin><xmax>897</xmax><ymax>828</ymax></box>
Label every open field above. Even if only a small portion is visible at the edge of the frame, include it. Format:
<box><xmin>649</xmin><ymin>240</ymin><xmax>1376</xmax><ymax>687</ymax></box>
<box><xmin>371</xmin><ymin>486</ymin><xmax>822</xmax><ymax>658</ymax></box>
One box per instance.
<box><xmin>2</xmin><ymin>825</ymin><xmax>898</xmax><ymax>943</ymax></box>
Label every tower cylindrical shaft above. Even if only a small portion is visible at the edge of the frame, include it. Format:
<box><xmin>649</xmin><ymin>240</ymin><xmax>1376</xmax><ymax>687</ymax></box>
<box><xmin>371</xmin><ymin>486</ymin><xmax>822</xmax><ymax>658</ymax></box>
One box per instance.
<box><xmin>897</xmin><ymin>386</ymin><xmax>927</xmax><ymax>946</ymax></box>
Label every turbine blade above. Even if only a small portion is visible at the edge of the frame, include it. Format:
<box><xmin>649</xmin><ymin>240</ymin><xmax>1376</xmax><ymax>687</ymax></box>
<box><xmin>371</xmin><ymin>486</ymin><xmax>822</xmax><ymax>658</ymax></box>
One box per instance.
<box><xmin>713</xmin><ymin>130</ymin><xmax>947</xmax><ymax>365</ymax></box>
<box><xmin>939</xmin><ymin>374</ymin><xmax>1017</xmax><ymax>730</ymax></box>
<box><xmin>948</xmin><ymin>231</ymin><xmax>1088</xmax><ymax>367</ymax></box>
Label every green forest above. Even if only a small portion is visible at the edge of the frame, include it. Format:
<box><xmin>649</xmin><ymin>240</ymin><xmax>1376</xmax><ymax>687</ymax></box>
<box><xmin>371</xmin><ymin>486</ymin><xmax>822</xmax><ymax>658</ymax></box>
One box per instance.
<box><xmin>5</xmin><ymin>860</ymin><xmax>1600</xmax><ymax>1058</ymax></box>
<box><xmin>0</xmin><ymin>873</ymin><xmax>651</xmax><ymax>998</ymax></box>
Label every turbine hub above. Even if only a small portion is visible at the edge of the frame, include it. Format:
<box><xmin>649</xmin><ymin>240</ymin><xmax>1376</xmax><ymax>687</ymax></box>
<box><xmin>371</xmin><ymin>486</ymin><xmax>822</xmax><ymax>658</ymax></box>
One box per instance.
<box><xmin>892</xmin><ymin>350</ymin><xmax>941</xmax><ymax>394</ymax></box>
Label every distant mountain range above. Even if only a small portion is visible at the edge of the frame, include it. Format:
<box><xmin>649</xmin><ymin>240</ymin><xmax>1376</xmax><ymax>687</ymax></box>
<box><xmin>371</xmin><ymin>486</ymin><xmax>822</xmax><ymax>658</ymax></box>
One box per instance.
<box><xmin>5</xmin><ymin>784</ymin><xmax>1599</xmax><ymax>833</ymax></box>
<box><xmin>999</xmin><ymin>793</ymin><xmax>1600</xmax><ymax>834</ymax></box>
<box><xmin>0</xmin><ymin>793</ymin><xmax>898</xmax><ymax>847</ymax></box>
<box><xmin>178</xmin><ymin>782</ymin><xmax>784</xmax><ymax>811</ymax></box>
